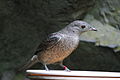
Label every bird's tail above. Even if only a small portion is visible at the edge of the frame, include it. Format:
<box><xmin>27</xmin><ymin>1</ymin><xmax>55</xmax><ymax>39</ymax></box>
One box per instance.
<box><xmin>18</xmin><ymin>55</ymin><xmax>38</xmax><ymax>71</ymax></box>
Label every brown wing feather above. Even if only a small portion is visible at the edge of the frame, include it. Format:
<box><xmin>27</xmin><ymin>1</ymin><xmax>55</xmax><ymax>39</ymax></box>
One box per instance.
<box><xmin>34</xmin><ymin>33</ymin><xmax>61</xmax><ymax>55</ymax></box>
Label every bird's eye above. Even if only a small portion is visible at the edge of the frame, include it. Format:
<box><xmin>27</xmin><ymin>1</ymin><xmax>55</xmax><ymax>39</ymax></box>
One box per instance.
<box><xmin>81</xmin><ymin>25</ymin><xmax>86</xmax><ymax>29</ymax></box>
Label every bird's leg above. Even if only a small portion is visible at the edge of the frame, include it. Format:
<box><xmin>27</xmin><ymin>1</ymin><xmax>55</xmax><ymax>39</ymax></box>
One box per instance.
<box><xmin>59</xmin><ymin>61</ymin><xmax>70</xmax><ymax>72</ymax></box>
<box><xmin>44</xmin><ymin>64</ymin><xmax>49</xmax><ymax>71</ymax></box>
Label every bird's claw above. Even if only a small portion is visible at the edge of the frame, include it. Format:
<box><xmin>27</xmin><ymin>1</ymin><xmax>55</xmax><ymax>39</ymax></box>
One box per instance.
<box><xmin>63</xmin><ymin>66</ymin><xmax>71</xmax><ymax>72</ymax></box>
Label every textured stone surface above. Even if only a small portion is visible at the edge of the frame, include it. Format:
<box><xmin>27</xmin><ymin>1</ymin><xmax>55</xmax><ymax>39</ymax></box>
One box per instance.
<box><xmin>81</xmin><ymin>0</ymin><xmax>120</xmax><ymax>51</ymax></box>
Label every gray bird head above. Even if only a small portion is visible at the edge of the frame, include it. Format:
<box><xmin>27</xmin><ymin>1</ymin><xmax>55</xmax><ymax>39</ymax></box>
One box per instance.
<box><xmin>67</xmin><ymin>20</ymin><xmax>97</xmax><ymax>34</ymax></box>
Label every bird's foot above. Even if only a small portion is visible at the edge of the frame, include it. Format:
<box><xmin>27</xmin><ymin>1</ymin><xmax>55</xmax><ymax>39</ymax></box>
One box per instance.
<box><xmin>63</xmin><ymin>66</ymin><xmax>71</xmax><ymax>72</ymax></box>
<box><xmin>44</xmin><ymin>64</ymin><xmax>50</xmax><ymax>71</ymax></box>
<box><xmin>45</xmin><ymin>66</ymin><xmax>50</xmax><ymax>71</ymax></box>
<box><xmin>45</xmin><ymin>68</ymin><xmax>50</xmax><ymax>71</ymax></box>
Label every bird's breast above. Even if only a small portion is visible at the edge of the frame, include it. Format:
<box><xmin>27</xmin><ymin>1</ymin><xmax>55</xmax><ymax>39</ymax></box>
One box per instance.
<box><xmin>38</xmin><ymin>35</ymin><xmax>80</xmax><ymax>64</ymax></box>
<box><xmin>62</xmin><ymin>35</ymin><xmax>80</xmax><ymax>49</ymax></box>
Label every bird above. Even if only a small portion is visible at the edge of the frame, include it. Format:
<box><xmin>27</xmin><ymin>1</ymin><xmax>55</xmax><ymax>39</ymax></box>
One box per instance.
<box><xmin>19</xmin><ymin>20</ymin><xmax>97</xmax><ymax>71</ymax></box>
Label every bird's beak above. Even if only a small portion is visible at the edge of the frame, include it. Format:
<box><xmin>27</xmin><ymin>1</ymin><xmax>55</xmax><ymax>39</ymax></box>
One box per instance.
<box><xmin>89</xmin><ymin>27</ymin><xmax>97</xmax><ymax>31</ymax></box>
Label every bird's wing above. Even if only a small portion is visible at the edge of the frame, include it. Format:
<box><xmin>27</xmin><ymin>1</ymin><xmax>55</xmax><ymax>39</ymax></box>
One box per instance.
<box><xmin>34</xmin><ymin>33</ymin><xmax>61</xmax><ymax>55</ymax></box>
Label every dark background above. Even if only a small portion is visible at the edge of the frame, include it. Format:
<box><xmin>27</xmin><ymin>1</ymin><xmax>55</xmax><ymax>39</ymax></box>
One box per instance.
<box><xmin>0</xmin><ymin>0</ymin><xmax>120</xmax><ymax>80</ymax></box>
